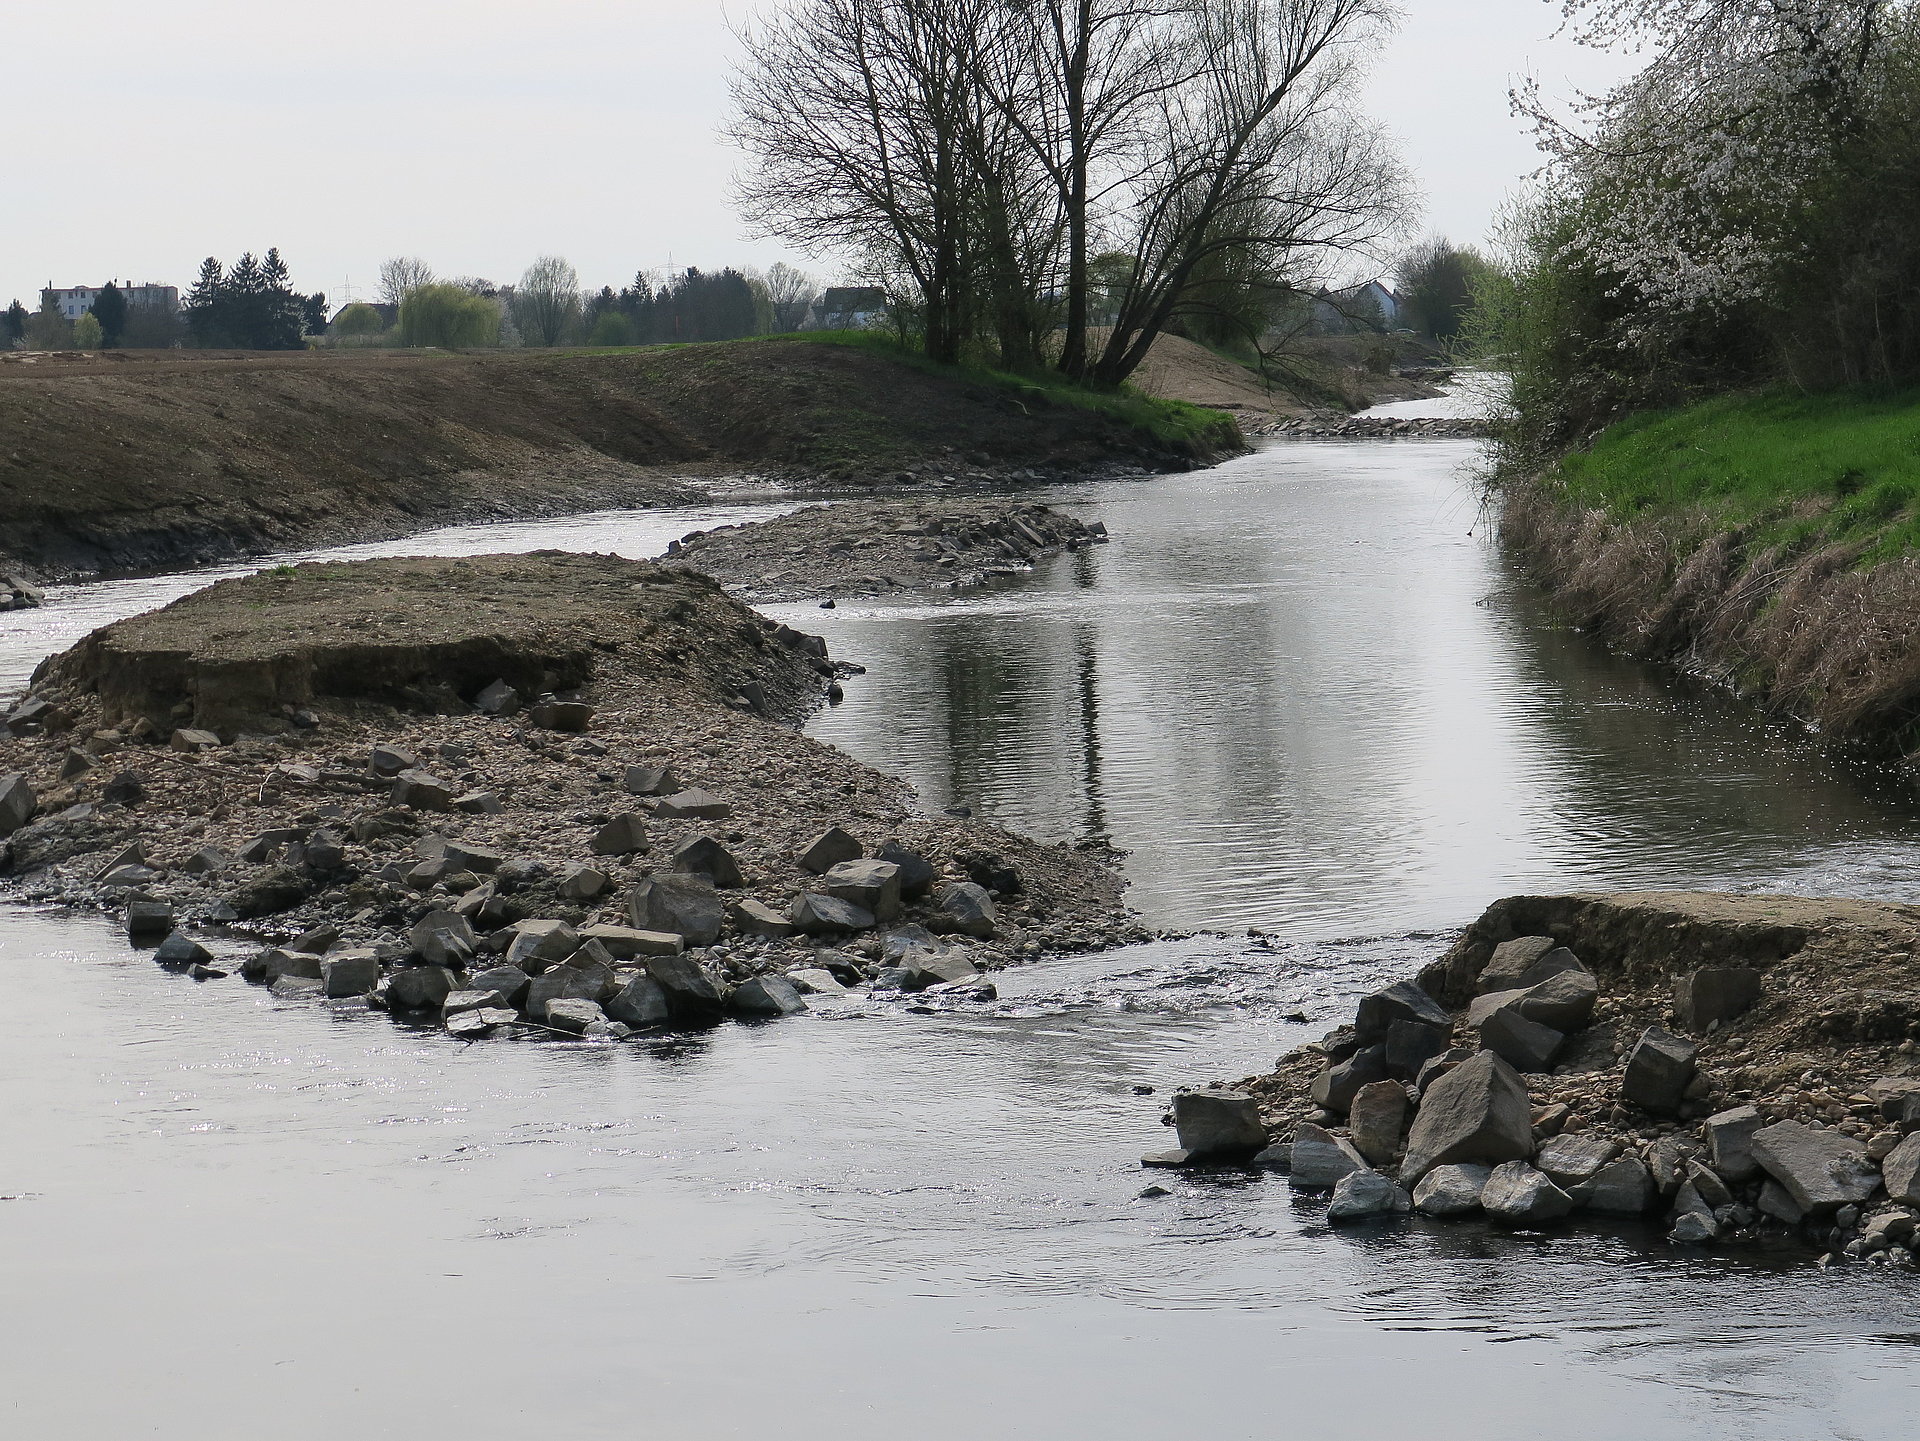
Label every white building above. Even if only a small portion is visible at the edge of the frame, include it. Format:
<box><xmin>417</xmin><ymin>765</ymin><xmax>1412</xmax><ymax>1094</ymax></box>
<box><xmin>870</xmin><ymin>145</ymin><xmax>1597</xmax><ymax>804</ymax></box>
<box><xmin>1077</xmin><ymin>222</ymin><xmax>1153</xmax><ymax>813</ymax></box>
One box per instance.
<box><xmin>43</xmin><ymin>282</ymin><xmax>180</xmax><ymax>319</ymax></box>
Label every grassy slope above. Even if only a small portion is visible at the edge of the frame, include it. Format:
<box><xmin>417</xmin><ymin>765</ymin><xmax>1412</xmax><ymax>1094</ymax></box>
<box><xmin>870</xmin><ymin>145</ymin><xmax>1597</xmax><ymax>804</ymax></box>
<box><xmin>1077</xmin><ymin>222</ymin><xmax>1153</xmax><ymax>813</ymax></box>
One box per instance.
<box><xmin>1553</xmin><ymin>386</ymin><xmax>1920</xmax><ymax>562</ymax></box>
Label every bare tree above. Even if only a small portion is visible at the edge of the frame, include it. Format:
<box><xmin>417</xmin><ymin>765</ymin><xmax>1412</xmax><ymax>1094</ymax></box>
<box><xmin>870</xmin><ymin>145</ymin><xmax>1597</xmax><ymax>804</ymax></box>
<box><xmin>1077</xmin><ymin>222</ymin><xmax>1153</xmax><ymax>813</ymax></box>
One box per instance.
<box><xmin>763</xmin><ymin>262</ymin><xmax>820</xmax><ymax>331</ymax></box>
<box><xmin>378</xmin><ymin>256</ymin><xmax>436</xmax><ymax>309</ymax></box>
<box><xmin>511</xmin><ymin>256</ymin><xmax>581</xmax><ymax>346</ymax></box>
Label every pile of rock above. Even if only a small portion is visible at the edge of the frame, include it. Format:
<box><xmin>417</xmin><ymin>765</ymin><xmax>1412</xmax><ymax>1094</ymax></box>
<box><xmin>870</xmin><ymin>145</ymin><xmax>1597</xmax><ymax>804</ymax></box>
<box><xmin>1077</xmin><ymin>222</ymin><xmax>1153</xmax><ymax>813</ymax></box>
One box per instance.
<box><xmin>0</xmin><ymin>572</ymin><xmax>44</xmax><ymax>611</ymax></box>
<box><xmin>1253</xmin><ymin>416</ymin><xmax>1492</xmax><ymax>440</ymax></box>
<box><xmin>1156</xmin><ymin>901</ymin><xmax>1920</xmax><ymax>1266</ymax></box>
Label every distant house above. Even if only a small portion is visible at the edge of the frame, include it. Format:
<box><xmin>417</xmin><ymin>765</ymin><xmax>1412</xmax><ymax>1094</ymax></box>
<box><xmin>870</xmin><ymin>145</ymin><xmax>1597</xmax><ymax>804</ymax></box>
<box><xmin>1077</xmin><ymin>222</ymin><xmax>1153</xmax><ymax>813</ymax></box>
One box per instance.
<box><xmin>811</xmin><ymin>286</ymin><xmax>888</xmax><ymax>329</ymax></box>
<box><xmin>43</xmin><ymin>281</ymin><xmax>179</xmax><ymax>319</ymax></box>
<box><xmin>1311</xmin><ymin>280</ymin><xmax>1400</xmax><ymax>333</ymax></box>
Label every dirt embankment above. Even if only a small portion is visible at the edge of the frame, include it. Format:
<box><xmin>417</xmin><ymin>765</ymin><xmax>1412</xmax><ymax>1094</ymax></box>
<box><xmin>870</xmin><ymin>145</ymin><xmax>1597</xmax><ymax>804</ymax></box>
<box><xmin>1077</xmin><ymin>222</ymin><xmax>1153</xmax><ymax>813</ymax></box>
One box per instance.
<box><xmin>1502</xmin><ymin>477</ymin><xmax>1920</xmax><ymax>755</ymax></box>
<box><xmin>1104</xmin><ymin>331</ymin><xmax>1443</xmax><ymax>423</ymax></box>
<box><xmin>1185</xmin><ymin>890</ymin><xmax>1920</xmax><ymax>1265</ymax></box>
<box><xmin>0</xmin><ymin>552</ymin><xmax>1143</xmax><ymax>1046</ymax></box>
<box><xmin>0</xmin><ymin>341</ymin><xmax>1232</xmax><ymax>581</ymax></box>
<box><xmin>663</xmin><ymin>499</ymin><xmax>1106</xmax><ymax>602</ymax></box>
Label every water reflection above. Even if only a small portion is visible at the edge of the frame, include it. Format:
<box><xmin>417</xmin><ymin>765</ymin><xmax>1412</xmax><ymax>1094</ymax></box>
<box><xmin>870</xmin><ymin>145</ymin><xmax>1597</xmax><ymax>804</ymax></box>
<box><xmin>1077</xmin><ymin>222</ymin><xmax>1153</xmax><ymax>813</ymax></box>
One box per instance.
<box><xmin>790</xmin><ymin>442</ymin><xmax>1920</xmax><ymax>937</ymax></box>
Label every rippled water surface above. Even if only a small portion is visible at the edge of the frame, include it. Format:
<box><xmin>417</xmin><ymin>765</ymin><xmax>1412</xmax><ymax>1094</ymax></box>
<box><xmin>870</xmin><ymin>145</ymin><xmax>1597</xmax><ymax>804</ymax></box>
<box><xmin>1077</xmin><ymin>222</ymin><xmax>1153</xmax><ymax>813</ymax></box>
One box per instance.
<box><xmin>6</xmin><ymin>427</ymin><xmax>1920</xmax><ymax>1437</ymax></box>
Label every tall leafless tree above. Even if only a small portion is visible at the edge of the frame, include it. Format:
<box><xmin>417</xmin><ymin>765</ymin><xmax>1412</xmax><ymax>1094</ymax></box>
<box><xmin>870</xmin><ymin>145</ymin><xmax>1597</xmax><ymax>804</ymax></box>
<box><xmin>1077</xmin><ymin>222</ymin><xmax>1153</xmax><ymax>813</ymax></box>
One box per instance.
<box><xmin>511</xmin><ymin>256</ymin><xmax>580</xmax><ymax>347</ymax></box>
<box><xmin>762</xmin><ymin>262</ymin><xmax>820</xmax><ymax>331</ymax></box>
<box><xmin>377</xmin><ymin>256</ymin><xmax>436</xmax><ymax>309</ymax></box>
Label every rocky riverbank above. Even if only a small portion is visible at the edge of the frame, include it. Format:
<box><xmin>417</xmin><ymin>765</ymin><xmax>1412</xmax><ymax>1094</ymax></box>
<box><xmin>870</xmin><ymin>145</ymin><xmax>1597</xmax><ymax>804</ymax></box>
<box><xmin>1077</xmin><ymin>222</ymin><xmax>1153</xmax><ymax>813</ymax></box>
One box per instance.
<box><xmin>0</xmin><ymin>551</ymin><xmax>1146</xmax><ymax>1044</ymax></box>
<box><xmin>664</xmin><ymin>499</ymin><xmax>1107</xmax><ymax>602</ymax></box>
<box><xmin>1162</xmin><ymin>891</ymin><xmax>1920</xmax><ymax>1266</ymax></box>
<box><xmin>1250</xmin><ymin>416</ymin><xmax>1494</xmax><ymax>439</ymax></box>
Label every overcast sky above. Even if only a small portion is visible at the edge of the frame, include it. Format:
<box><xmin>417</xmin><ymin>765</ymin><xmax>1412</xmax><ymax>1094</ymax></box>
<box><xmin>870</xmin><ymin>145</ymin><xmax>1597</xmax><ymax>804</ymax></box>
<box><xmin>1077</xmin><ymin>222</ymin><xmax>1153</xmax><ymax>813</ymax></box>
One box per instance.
<box><xmin>3</xmin><ymin>0</ymin><xmax>1632</xmax><ymax>308</ymax></box>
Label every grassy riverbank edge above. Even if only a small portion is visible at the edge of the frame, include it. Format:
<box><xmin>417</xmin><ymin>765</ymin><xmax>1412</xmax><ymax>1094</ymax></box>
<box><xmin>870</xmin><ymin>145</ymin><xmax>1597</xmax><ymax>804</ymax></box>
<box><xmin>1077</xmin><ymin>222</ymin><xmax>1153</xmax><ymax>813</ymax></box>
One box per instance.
<box><xmin>1500</xmin><ymin>385</ymin><xmax>1920</xmax><ymax>753</ymax></box>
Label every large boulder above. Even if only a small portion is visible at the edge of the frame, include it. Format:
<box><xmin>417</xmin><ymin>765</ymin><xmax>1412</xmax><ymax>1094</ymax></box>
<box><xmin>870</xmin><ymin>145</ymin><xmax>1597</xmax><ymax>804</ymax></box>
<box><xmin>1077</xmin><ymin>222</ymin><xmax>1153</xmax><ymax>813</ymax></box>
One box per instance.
<box><xmin>321</xmin><ymin>950</ymin><xmax>382</xmax><ymax>998</ymax></box>
<box><xmin>1480</xmin><ymin>1161</ymin><xmax>1574</xmax><ymax>1223</ymax></box>
<box><xmin>1352</xmin><ymin>980</ymin><xmax>1451</xmax><ymax>1046</ymax></box>
<box><xmin>790</xmin><ymin>892</ymin><xmax>876</xmax><ymax>935</ymax></box>
<box><xmin>1704</xmin><ymin>1104</ymin><xmax>1765</xmax><ymax>1182</ymax></box>
<box><xmin>505</xmin><ymin>918</ymin><xmax>580</xmax><ymax>971</ymax></box>
<box><xmin>1513</xmin><ymin>969</ymin><xmax>1599</xmax><ymax>1031</ymax></box>
<box><xmin>1171</xmin><ymin>1088</ymin><xmax>1266</xmax><ymax>1159</ymax></box>
<box><xmin>606</xmin><ymin>974</ymin><xmax>672</xmax><ymax>1028</ymax></box>
<box><xmin>543</xmin><ymin>998</ymin><xmax>606</xmax><ymax>1034</ymax></box>
<box><xmin>1326</xmin><ymin>1169</ymin><xmax>1408</xmax><ymax>1223</ymax></box>
<box><xmin>935</xmin><ymin>882</ymin><xmax>997</xmax><ymax>939</ymax></box>
<box><xmin>822</xmin><ymin>859</ymin><xmax>904</xmax><ymax>922</ymax></box>
<box><xmin>1621</xmin><ymin>1027</ymin><xmax>1697</xmax><ymax>1114</ymax></box>
<box><xmin>669</xmin><ymin>836</ymin><xmax>743</xmax><ymax>889</ymax></box>
<box><xmin>1347</xmin><ymin>1080</ymin><xmax>1409</xmax><ymax>1165</ymax></box>
<box><xmin>590</xmin><ymin>813</ymin><xmax>651</xmax><ymax>856</ymax></box>
<box><xmin>1288</xmin><ymin>1123</ymin><xmax>1367</xmax><ymax>1189</ymax></box>
<box><xmin>1477</xmin><ymin>1007</ymin><xmax>1564</xmax><ymax>1073</ymax></box>
<box><xmin>726</xmin><ymin>898</ymin><xmax>796</xmax><ymax>939</ymax></box>
<box><xmin>1310</xmin><ymin>1044</ymin><xmax>1389</xmax><ymax>1114</ymax></box>
<box><xmin>730</xmin><ymin>974</ymin><xmax>809</xmax><ymax>1017</ymax></box>
<box><xmin>409</xmin><ymin>908</ymin><xmax>477</xmax><ymax>966</ymax></box>
<box><xmin>467</xmin><ymin>963</ymin><xmax>533</xmax><ymax>1009</ymax></box>
<box><xmin>577</xmin><ymin>924</ymin><xmax>683</xmax><ymax>960</ymax></box>
<box><xmin>1400</xmin><ymin>1050</ymin><xmax>1534</xmax><ymax>1182</ymax></box>
<box><xmin>1673</xmin><ymin>965</ymin><xmax>1761</xmax><ymax>1033</ymax></box>
<box><xmin>1883</xmin><ymin>1133</ymin><xmax>1920</xmax><ymax>1205</ymax></box>
<box><xmin>1533</xmin><ymin>1133</ymin><xmax>1619</xmax><ymax>1188</ymax></box>
<box><xmin>388</xmin><ymin>965</ymin><xmax>457</xmax><ymax>1010</ymax></box>
<box><xmin>628</xmin><ymin>875</ymin><xmax>725</xmax><ymax>946</ymax></box>
<box><xmin>643</xmin><ymin>952</ymin><xmax>728</xmax><ymax>1025</ymax></box>
<box><xmin>1750</xmin><ymin>1120</ymin><xmax>1879</xmax><ymax>1214</ymax></box>
<box><xmin>799</xmin><ymin>826</ymin><xmax>863</xmax><ymax>873</ymax></box>
<box><xmin>1476</xmin><ymin>936</ymin><xmax>1557</xmax><ymax>993</ymax></box>
<box><xmin>525</xmin><ymin>954</ymin><xmax>618</xmax><ymax>1020</ymax></box>
<box><xmin>899</xmin><ymin>948</ymin><xmax>979</xmax><ymax>991</ymax></box>
<box><xmin>1411</xmin><ymin>1163</ymin><xmax>1492</xmax><ymax>1217</ymax></box>
<box><xmin>0</xmin><ymin>773</ymin><xmax>36</xmax><ymax>837</ymax></box>
<box><xmin>1578</xmin><ymin>1156</ymin><xmax>1655</xmax><ymax>1214</ymax></box>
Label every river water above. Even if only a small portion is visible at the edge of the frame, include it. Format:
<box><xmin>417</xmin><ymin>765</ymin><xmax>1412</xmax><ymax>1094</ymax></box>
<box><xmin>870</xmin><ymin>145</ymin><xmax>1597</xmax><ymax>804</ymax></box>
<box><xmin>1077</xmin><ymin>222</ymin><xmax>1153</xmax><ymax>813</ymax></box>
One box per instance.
<box><xmin>5</xmin><ymin>430</ymin><xmax>1920</xmax><ymax>1438</ymax></box>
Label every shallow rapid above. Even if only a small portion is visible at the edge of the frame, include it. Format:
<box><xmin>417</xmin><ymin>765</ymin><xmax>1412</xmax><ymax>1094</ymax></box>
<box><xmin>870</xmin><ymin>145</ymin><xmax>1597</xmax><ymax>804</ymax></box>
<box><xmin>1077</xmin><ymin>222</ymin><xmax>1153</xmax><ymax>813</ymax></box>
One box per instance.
<box><xmin>5</xmin><ymin>432</ymin><xmax>1920</xmax><ymax>1438</ymax></box>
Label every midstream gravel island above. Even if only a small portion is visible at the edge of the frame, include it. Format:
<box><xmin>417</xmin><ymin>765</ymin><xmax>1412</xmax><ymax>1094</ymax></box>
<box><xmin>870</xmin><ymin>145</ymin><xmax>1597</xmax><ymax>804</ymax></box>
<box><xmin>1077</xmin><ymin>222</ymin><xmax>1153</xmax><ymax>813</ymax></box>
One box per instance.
<box><xmin>0</xmin><ymin>549</ymin><xmax>1146</xmax><ymax>1044</ymax></box>
<box><xmin>1163</xmin><ymin>890</ymin><xmax>1920</xmax><ymax>1267</ymax></box>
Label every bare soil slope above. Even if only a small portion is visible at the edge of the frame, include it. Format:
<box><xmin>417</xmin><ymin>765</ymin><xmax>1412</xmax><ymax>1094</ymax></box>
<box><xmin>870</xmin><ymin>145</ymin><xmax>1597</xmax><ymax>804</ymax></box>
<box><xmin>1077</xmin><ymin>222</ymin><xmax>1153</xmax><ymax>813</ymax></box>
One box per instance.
<box><xmin>0</xmin><ymin>341</ymin><xmax>1223</xmax><ymax>579</ymax></box>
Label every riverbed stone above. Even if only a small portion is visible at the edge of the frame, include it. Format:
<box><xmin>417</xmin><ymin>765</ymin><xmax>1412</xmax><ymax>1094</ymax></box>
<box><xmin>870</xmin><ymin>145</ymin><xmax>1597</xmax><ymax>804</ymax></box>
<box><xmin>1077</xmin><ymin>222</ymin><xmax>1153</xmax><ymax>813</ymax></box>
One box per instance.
<box><xmin>1348</xmin><ymin>1080</ymin><xmax>1409</xmax><ymax>1165</ymax></box>
<box><xmin>1684</xmin><ymin>1160</ymin><xmax>1733</xmax><ymax>1211</ymax></box>
<box><xmin>1674</xmin><ymin>965</ymin><xmax>1762</xmax><ymax>1033</ymax></box>
<box><xmin>388</xmin><ymin>964</ymin><xmax>457</xmax><ymax>1010</ymax></box>
<box><xmin>787</xmin><ymin>967</ymin><xmax>849</xmax><ymax>996</ymax></box>
<box><xmin>368</xmin><ymin>744</ymin><xmax>417</xmax><ymax>777</ymax></box>
<box><xmin>1172</xmin><ymin>1088</ymin><xmax>1266</xmax><ymax>1159</ymax></box>
<box><xmin>530</xmin><ymin>700</ymin><xmax>593</xmax><ymax>733</ymax></box>
<box><xmin>1466</xmin><ymin>988</ymin><xmax>1529</xmax><ymax>1028</ymax></box>
<box><xmin>623</xmin><ymin>764</ymin><xmax>680</xmax><ymax>796</ymax></box>
<box><xmin>126</xmin><ymin>900</ymin><xmax>175</xmax><ymax>944</ymax></box>
<box><xmin>1400</xmin><ymin>1050</ymin><xmax>1534</xmax><ymax>1182</ymax></box>
<box><xmin>543</xmin><ymin>998</ymin><xmax>605</xmax><ymax>1033</ymax></box>
<box><xmin>1878</xmin><ymin>1133</ymin><xmax>1920</xmax><ymax>1204</ymax></box>
<box><xmin>1414</xmin><ymin>1048</ymin><xmax>1474</xmax><ymax>1096</ymax></box>
<box><xmin>1311</xmin><ymin>1044</ymin><xmax>1389</xmax><ymax>1115</ymax></box>
<box><xmin>1578</xmin><ymin>1156</ymin><xmax>1656</xmax><ymax>1214</ymax></box>
<box><xmin>1705</xmin><ymin>1104</ymin><xmax>1765</xmax><ymax>1182</ymax></box>
<box><xmin>578</xmin><ymin>924</ymin><xmax>683</xmax><ymax>960</ymax></box>
<box><xmin>467</xmin><ymin>963</ymin><xmax>532</xmax><ymax>1009</ymax></box>
<box><xmin>410</xmin><ymin>908</ymin><xmax>477</xmax><ymax>968</ymax></box>
<box><xmin>1622</xmin><ymin>1026</ymin><xmax>1697</xmax><ymax>1114</ymax></box>
<box><xmin>591</xmin><ymin>813</ymin><xmax>651</xmax><ymax>856</ymax></box>
<box><xmin>1534</xmin><ymin>1133</ymin><xmax>1620</xmax><ymax>1188</ymax></box>
<box><xmin>900</xmin><ymin>949</ymin><xmax>979</xmax><ymax>991</ymax></box>
<box><xmin>628</xmin><ymin>875</ymin><xmax>725</xmax><ymax>946</ymax></box>
<box><xmin>473</xmin><ymin>679</ymin><xmax>520</xmax><ymax>715</ymax></box>
<box><xmin>876</xmin><ymin>840</ymin><xmax>936</xmax><ymax>898</ymax></box>
<box><xmin>730</xmin><ymin>974</ymin><xmax>808</xmax><ymax>1017</ymax></box>
<box><xmin>1384</xmin><ymin>1019</ymin><xmax>1451</xmax><ymax>1079</ymax></box>
<box><xmin>1326</xmin><ymin>1169</ymin><xmax>1409</xmax><ymax>1223</ymax></box>
<box><xmin>823</xmin><ymin>858</ymin><xmax>904</xmax><ymax>922</ymax></box>
<box><xmin>1480</xmin><ymin>1161</ymin><xmax>1574</xmax><ymax>1223</ymax></box>
<box><xmin>557</xmin><ymin>864</ymin><xmax>611</xmax><ymax>901</ymax></box>
<box><xmin>791</xmin><ymin>892</ymin><xmax>877</xmax><ymax>935</ymax></box>
<box><xmin>443</xmin><ymin>988</ymin><xmax>509</xmax><ymax>1019</ymax></box>
<box><xmin>1514</xmin><ymin>969</ymin><xmax>1599</xmax><ymax>1031</ymax></box>
<box><xmin>726</xmin><ymin>898</ymin><xmax>795</xmax><ymax>939</ymax></box>
<box><xmin>526</xmin><ymin>956</ymin><xmax>618</xmax><ymax>1019</ymax></box>
<box><xmin>669</xmin><ymin>836</ymin><xmax>743</xmax><ymax>888</ymax></box>
<box><xmin>321</xmin><ymin>950</ymin><xmax>382</xmax><ymax>997</ymax></box>
<box><xmin>799</xmin><ymin>826</ymin><xmax>863</xmax><ymax>873</ymax></box>
<box><xmin>653</xmin><ymin>788</ymin><xmax>731</xmax><ymax>820</ymax></box>
<box><xmin>1478</xmin><ymin>1007</ymin><xmax>1564</xmax><ymax>1073</ymax></box>
<box><xmin>1476</xmin><ymin>936</ymin><xmax>1556</xmax><ymax>993</ymax></box>
<box><xmin>1353</xmin><ymin>980</ymin><xmax>1451</xmax><ymax>1045</ymax></box>
<box><xmin>1750</xmin><ymin>1120</ymin><xmax>1879</xmax><ymax>1214</ymax></box>
<box><xmin>1412</xmin><ymin>1163</ymin><xmax>1493</xmax><ymax>1217</ymax></box>
<box><xmin>606</xmin><ymin>974</ymin><xmax>672</xmax><ymax>1028</ymax></box>
<box><xmin>935</xmin><ymin>882</ymin><xmax>997</xmax><ymax>938</ymax></box>
<box><xmin>0</xmin><ymin>774</ymin><xmax>37</xmax><ymax>838</ymax></box>
<box><xmin>643</xmin><ymin>952</ymin><xmax>728</xmax><ymax>1025</ymax></box>
<box><xmin>153</xmin><ymin>930</ymin><xmax>212</xmax><ymax>967</ymax></box>
<box><xmin>1289</xmin><ymin>1122</ymin><xmax>1367</xmax><ymax>1189</ymax></box>
<box><xmin>391</xmin><ymin>769</ymin><xmax>455</xmax><ymax>811</ymax></box>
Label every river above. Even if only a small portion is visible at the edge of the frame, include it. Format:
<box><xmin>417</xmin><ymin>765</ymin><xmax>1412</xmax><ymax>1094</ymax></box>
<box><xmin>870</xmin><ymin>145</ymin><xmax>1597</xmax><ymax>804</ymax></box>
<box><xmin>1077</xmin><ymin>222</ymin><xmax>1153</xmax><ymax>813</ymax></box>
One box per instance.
<box><xmin>4</xmin><ymin>426</ymin><xmax>1920</xmax><ymax>1439</ymax></box>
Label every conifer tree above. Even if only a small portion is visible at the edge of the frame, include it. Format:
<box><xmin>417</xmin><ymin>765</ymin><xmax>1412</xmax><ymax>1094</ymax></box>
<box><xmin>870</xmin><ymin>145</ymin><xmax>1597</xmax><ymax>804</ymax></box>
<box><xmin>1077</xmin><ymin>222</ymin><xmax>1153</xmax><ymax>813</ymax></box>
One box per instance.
<box><xmin>90</xmin><ymin>281</ymin><xmax>129</xmax><ymax>347</ymax></box>
<box><xmin>185</xmin><ymin>257</ymin><xmax>229</xmax><ymax>347</ymax></box>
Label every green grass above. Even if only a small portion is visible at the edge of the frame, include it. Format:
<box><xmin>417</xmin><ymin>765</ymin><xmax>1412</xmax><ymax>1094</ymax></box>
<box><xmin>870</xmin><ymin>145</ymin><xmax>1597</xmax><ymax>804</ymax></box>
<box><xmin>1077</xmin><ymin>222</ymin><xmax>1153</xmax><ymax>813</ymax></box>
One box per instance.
<box><xmin>1554</xmin><ymin>386</ymin><xmax>1920</xmax><ymax>562</ymax></box>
